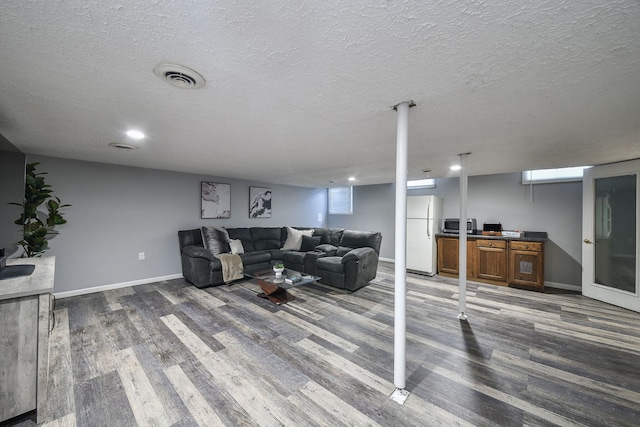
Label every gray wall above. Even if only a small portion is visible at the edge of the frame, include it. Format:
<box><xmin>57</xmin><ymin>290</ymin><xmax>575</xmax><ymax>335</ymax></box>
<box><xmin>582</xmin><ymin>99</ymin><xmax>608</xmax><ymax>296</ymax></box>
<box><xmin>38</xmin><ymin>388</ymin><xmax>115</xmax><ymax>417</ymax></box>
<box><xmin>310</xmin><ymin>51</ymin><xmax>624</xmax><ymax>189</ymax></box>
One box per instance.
<box><xmin>329</xmin><ymin>172</ymin><xmax>582</xmax><ymax>286</ymax></box>
<box><xmin>28</xmin><ymin>155</ymin><xmax>326</xmax><ymax>293</ymax></box>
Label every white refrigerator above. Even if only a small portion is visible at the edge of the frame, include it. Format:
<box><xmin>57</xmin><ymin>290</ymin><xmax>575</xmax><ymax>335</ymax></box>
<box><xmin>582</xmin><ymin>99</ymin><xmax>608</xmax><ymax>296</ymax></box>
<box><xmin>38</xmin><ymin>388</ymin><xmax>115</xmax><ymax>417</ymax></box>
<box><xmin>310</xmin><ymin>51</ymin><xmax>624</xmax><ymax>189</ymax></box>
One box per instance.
<box><xmin>406</xmin><ymin>195</ymin><xmax>443</xmax><ymax>275</ymax></box>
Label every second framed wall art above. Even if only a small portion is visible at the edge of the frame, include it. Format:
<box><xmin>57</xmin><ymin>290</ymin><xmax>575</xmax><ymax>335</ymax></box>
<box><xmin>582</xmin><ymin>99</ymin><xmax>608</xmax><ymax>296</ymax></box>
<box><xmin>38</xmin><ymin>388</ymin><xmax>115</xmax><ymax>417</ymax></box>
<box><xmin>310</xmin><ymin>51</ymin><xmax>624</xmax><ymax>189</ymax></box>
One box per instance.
<box><xmin>249</xmin><ymin>187</ymin><xmax>272</xmax><ymax>218</ymax></box>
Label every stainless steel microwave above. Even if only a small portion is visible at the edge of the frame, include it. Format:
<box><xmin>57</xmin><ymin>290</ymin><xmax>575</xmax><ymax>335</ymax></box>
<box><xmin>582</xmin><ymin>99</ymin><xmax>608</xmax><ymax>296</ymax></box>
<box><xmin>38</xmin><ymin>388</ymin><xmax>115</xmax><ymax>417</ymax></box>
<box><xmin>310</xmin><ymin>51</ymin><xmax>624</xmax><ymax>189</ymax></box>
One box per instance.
<box><xmin>443</xmin><ymin>218</ymin><xmax>477</xmax><ymax>233</ymax></box>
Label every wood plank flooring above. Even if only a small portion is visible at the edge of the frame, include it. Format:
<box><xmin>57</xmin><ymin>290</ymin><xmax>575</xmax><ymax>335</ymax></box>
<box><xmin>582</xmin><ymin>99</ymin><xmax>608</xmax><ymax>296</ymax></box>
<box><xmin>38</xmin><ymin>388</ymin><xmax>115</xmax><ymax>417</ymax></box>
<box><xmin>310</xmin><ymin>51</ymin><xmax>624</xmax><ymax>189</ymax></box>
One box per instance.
<box><xmin>7</xmin><ymin>262</ymin><xmax>640</xmax><ymax>426</ymax></box>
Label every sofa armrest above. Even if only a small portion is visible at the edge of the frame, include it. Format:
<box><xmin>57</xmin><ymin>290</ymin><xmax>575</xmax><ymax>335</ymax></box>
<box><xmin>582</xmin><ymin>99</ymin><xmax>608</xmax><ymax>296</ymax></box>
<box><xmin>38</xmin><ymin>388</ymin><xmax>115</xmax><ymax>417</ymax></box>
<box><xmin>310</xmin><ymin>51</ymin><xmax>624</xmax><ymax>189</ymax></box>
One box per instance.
<box><xmin>342</xmin><ymin>247</ymin><xmax>379</xmax><ymax>291</ymax></box>
<box><xmin>182</xmin><ymin>245</ymin><xmax>218</xmax><ymax>261</ymax></box>
<box><xmin>315</xmin><ymin>244</ymin><xmax>337</xmax><ymax>256</ymax></box>
<box><xmin>341</xmin><ymin>247</ymin><xmax>377</xmax><ymax>263</ymax></box>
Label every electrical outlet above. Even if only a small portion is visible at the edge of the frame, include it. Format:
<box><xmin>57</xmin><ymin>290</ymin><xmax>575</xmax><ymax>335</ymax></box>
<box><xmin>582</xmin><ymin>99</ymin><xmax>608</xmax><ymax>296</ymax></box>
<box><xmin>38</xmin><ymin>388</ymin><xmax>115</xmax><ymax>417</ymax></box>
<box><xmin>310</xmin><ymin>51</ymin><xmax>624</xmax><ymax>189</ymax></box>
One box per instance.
<box><xmin>138</xmin><ymin>252</ymin><xmax>145</xmax><ymax>260</ymax></box>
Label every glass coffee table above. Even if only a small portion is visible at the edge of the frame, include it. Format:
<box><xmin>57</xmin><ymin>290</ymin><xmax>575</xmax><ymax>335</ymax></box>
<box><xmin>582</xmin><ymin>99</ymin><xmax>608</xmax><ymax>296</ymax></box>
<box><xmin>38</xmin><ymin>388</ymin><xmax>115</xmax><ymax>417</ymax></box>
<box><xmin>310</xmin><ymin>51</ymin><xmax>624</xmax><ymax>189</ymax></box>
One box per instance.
<box><xmin>244</xmin><ymin>268</ymin><xmax>320</xmax><ymax>304</ymax></box>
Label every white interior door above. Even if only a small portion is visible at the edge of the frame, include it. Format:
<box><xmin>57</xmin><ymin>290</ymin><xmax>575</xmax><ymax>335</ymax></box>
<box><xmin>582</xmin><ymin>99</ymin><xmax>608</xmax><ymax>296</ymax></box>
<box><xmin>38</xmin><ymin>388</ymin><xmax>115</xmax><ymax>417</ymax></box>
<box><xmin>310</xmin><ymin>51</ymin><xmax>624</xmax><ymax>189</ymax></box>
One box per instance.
<box><xmin>582</xmin><ymin>160</ymin><xmax>640</xmax><ymax>312</ymax></box>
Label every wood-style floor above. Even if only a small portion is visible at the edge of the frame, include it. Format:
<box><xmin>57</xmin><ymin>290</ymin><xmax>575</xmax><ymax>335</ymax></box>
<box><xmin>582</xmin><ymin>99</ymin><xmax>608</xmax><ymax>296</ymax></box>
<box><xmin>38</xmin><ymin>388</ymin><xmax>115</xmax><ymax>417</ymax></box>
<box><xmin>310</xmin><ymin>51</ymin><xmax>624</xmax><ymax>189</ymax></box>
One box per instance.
<box><xmin>10</xmin><ymin>262</ymin><xmax>640</xmax><ymax>426</ymax></box>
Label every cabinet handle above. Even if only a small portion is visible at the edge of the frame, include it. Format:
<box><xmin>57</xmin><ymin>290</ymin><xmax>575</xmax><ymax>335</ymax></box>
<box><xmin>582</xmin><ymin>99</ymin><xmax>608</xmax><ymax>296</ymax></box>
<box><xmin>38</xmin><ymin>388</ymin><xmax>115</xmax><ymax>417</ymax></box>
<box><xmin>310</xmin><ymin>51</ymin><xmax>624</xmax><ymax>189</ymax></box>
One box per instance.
<box><xmin>489</xmin><ymin>243</ymin><xmax>493</xmax><ymax>247</ymax></box>
<box><xmin>49</xmin><ymin>310</ymin><xmax>56</xmax><ymax>333</ymax></box>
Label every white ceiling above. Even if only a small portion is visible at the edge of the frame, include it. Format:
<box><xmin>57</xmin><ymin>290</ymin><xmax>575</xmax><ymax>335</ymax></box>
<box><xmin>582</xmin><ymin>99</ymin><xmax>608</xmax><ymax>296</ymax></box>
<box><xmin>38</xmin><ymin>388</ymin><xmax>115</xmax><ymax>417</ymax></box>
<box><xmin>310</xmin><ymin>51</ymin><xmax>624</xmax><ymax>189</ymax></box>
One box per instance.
<box><xmin>1</xmin><ymin>1</ymin><xmax>639</xmax><ymax>188</ymax></box>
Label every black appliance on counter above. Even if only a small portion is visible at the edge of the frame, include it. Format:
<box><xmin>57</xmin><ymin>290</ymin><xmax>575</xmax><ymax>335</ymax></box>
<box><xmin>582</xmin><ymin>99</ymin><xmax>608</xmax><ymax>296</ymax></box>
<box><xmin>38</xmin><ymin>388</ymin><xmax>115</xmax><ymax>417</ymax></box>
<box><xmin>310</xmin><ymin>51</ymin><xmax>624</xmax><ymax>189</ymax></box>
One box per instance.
<box><xmin>443</xmin><ymin>218</ymin><xmax>478</xmax><ymax>234</ymax></box>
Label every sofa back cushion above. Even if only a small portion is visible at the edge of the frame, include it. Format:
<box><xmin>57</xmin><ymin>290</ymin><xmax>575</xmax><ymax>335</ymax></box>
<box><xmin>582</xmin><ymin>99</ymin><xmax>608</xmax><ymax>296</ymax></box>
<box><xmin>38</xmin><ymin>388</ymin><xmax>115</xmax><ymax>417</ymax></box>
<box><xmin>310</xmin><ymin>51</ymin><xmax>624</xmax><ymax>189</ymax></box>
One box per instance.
<box><xmin>251</xmin><ymin>227</ymin><xmax>283</xmax><ymax>251</ymax></box>
<box><xmin>311</xmin><ymin>227</ymin><xmax>344</xmax><ymax>245</ymax></box>
<box><xmin>330</xmin><ymin>228</ymin><xmax>345</xmax><ymax>246</ymax></box>
<box><xmin>178</xmin><ymin>229</ymin><xmax>203</xmax><ymax>251</ymax></box>
<box><xmin>201</xmin><ymin>226</ymin><xmax>231</xmax><ymax>255</ymax></box>
<box><xmin>311</xmin><ymin>228</ymin><xmax>331</xmax><ymax>244</ymax></box>
<box><xmin>339</xmin><ymin>230</ymin><xmax>382</xmax><ymax>254</ymax></box>
<box><xmin>226</xmin><ymin>228</ymin><xmax>254</xmax><ymax>252</ymax></box>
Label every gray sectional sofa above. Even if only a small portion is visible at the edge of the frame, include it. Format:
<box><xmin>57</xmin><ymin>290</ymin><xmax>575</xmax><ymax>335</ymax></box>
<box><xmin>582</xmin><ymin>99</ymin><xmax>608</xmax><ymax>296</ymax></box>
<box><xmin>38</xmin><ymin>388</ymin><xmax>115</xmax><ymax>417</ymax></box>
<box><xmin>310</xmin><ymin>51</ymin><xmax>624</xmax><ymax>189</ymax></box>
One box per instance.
<box><xmin>178</xmin><ymin>226</ymin><xmax>382</xmax><ymax>291</ymax></box>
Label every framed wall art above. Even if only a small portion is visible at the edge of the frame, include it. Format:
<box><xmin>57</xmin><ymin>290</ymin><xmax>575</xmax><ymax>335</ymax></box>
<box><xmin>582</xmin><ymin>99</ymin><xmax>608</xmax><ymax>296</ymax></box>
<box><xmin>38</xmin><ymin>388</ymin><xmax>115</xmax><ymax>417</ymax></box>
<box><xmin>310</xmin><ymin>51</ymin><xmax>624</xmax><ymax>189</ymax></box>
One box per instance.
<box><xmin>249</xmin><ymin>186</ymin><xmax>272</xmax><ymax>218</ymax></box>
<box><xmin>201</xmin><ymin>182</ymin><xmax>231</xmax><ymax>219</ymax></box>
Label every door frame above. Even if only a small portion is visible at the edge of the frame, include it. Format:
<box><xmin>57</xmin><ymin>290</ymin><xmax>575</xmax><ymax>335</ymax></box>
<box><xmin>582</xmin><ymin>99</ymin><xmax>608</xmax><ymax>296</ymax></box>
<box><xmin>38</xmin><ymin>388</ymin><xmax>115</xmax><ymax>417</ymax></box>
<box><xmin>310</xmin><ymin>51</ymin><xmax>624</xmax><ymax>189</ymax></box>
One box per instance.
<box><xmin>582</xmin><ymin>159</ymin><xmax>640</xmax><ymax>312</ymax></box>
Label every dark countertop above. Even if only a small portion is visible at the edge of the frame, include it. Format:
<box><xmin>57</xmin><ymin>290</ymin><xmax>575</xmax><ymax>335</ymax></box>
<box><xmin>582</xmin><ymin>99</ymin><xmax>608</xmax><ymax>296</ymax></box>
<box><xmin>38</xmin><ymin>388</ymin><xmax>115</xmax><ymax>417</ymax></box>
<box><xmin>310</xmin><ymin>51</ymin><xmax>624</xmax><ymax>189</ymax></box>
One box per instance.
<box><xmin>436</xmin><ymin>231</ymin><xmax>548</xmax><ymax>242</ymax></box>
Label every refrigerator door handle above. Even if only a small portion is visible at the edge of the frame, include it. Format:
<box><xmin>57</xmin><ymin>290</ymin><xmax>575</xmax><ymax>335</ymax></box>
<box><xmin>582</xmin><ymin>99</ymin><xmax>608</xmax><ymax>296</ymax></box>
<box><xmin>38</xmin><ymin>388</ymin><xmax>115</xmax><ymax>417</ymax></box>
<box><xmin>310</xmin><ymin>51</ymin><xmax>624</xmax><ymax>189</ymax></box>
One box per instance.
<box><xmin>426</xmin><ymin>199</ymin><xmax>432</xmax><ymax>238</ymax></box>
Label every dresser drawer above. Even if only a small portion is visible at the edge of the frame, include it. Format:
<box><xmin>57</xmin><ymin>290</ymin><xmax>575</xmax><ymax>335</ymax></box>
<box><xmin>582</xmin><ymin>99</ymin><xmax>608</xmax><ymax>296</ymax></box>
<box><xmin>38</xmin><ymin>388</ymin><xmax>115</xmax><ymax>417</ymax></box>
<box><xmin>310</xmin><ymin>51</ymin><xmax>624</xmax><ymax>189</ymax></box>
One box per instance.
<box><xmin>510</xmin><ymin>241</ymin><xmax>542</xmax><ymax>252</ymax></box>
<box><xmin>476</xmin><ymin>239</ymin><xmax>506</xmax><ymax>249</ymax></box>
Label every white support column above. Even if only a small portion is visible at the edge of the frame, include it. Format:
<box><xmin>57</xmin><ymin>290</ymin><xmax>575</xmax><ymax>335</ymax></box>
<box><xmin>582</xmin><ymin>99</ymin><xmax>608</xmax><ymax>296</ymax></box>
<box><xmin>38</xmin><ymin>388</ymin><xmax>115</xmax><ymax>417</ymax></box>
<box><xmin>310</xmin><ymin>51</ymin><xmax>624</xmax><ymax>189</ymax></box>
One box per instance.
<box><xmin>391</xmin><ymin>100</ymin><xmax>413</xmax><ymax>405</ymax></box>
<box><xmin>458</xmin><ymin>153</ymin><xmax>470</xmax><ymax>321</ymax></box>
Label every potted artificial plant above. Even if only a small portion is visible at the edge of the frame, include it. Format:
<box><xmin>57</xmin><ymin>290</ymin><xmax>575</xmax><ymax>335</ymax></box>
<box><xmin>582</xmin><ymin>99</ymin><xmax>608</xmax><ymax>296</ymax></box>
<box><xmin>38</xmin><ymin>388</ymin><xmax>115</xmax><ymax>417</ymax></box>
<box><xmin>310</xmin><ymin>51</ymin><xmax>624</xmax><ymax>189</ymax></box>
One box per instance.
<box><xmin>11</xmin><ymin>162</ymin><xmax>70</xmax><ymax>257</ymax></box>
<box><xmin>273</xmin><ymin>263</ymin><xmax>284</xmax><ymax>277</ymax></box>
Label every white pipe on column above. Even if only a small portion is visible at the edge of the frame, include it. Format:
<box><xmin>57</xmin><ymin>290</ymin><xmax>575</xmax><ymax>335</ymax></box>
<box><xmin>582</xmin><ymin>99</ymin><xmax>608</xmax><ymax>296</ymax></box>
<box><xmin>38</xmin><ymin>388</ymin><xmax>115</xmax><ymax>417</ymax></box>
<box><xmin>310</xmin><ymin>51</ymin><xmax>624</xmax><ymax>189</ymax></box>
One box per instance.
<box><xmin>393</xmin><ymin>102</ymin><xmax>409</xmax><ymax>392</ymax></box>
<box><xmin>458</xmin><ymin>153</ymin><xmax>470</xmax><ymax>320</ymax></box>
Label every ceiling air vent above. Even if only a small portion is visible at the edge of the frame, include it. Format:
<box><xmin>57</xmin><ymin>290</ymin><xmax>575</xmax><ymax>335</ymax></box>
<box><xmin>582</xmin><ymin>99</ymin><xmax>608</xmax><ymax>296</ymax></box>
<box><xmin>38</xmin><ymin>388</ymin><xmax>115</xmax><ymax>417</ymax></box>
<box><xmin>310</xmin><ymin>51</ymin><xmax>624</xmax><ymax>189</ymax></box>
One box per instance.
<box><xmin>109</xmin><ymin>142</ymin><xmax>137</xmax><ymax>150</ymax></box>
<box><xmin>153</xmin><ymin>63</ymin><xmax>206</xmax><ymax>89</ymax></box>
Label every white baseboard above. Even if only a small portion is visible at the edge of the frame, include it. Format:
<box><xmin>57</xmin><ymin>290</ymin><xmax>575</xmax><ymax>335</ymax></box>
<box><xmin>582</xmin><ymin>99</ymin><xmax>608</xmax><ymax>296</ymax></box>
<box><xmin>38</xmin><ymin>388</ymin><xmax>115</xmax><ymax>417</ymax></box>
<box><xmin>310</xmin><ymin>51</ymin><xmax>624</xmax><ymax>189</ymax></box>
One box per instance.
<box><xmin>377</xmin><ymin>258</ymin><xmax>581</xmax><ymax>292</ymax></box>
<box><xmin>544</xmin><ymin>281</ymin><xmax>581</xmax><ymax>292</ymax></box>
<box><xmin>54</xmin><ymin>273</ymin><xmax>184</xmax><ymax>299</ymax></box>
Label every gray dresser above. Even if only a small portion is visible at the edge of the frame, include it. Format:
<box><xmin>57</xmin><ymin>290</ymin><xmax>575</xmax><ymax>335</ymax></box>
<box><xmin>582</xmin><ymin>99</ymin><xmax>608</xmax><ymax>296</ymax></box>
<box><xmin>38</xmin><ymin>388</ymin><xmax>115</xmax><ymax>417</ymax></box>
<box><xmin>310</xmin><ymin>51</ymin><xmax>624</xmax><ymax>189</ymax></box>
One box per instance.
<box><xmin>0</xmin><ymin>256</ymin><xmax>55</xmax><ymax>424</ymax></box>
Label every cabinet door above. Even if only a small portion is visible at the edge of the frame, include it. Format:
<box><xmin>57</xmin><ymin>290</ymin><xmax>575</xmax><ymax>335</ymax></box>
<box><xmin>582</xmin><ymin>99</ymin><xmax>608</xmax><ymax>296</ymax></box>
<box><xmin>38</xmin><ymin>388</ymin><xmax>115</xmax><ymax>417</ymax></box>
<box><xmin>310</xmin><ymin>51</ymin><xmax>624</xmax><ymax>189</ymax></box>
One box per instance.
<box><xmin>476</xmin><ymin>240</ymin><xmax>507</xmax><ymax>282</ymax></box>
<box><xmin>36</xmin><ymin>293</ymin><xmax>52</xmax><ymax>423</ymax></box>
<box><xmin>437</xmin><ymin>238</ymin><xmax>476</xmax><ymax>277</ymax></box>
<box><xmin>509</xmin><ymin>248</ymin><xmax>544</xmax><ymax>289</ymax></box>
<box><xmin>0</xmin><ymin>296</ymin><xmax>39</xmax><ymax>422</ymax></box>
<box><xmin>437</xmin><ymin>238</ymin><xmax>459</xmax><ymax>275</ymax></box>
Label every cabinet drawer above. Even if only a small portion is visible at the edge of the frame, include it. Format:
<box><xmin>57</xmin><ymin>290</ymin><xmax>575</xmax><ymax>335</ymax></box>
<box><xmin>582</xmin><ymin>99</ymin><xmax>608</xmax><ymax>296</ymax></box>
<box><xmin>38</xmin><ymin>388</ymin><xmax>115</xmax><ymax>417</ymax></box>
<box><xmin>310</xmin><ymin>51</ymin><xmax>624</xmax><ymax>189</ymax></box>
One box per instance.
<box><xmin>510</xmin><ymin>241</ymin><xmax>542</xmax><ymax>252</ymax></box>
<box><xmin>476</xmin><ymin>239</ymin><xmax>506</xmax><ymax>249</ymax></box>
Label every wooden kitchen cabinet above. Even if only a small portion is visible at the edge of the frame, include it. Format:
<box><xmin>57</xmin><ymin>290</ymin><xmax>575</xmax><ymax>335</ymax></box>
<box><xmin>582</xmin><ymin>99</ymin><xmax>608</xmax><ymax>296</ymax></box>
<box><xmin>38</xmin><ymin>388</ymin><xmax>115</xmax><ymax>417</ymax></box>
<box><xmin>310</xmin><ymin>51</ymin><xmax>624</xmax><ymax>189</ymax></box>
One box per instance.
<box><xmin>437</xmin><ymin>237</ymin><xmax>476</xmax><ymax>277</ymax></box>
<box><xmin>476</xmin><ymin>239</ymin><xmax>508</xmax><ymax>284</ymax></box>
<box><xmin>437</xmin><ymin>237</ymin><xmax>458</xmax><ymax>275</ymax></box>
<box><xmin>437</xmin><ymin>235</ymin><xmax>545</xmax><ymax>290</ymax></box>
<box><xmin>509</xmin><ymin>241</ymin><xmax>544</xmax><ymax>290</ymax></box>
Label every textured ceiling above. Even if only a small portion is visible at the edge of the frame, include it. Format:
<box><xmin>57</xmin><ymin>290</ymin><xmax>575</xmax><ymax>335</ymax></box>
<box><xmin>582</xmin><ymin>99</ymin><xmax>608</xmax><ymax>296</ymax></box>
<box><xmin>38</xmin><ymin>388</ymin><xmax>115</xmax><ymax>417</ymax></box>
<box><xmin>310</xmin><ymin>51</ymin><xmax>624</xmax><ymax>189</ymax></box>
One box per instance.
<box><xmin>1</xmin><ymin>0</ymin><xmax>639</xmax><ymax>187</ymax></box>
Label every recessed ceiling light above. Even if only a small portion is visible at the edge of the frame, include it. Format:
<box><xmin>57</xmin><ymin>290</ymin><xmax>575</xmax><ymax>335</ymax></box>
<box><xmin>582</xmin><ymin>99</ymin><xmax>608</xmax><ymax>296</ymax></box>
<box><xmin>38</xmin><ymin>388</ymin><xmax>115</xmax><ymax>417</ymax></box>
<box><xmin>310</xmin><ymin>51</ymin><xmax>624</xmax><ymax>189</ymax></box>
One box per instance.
<box><xmin>348</xmin><ymin>177</ymin><xmax>356</xmax><ymax>181</ymax></box>
<box><xmin>450</xmin><ymin>165</ymin><xmax>462</xmax><ymax>171</ymax></box>
<box><xmin>126</xmin><ymin>130</ymin><xmax>145</xmax><ymax>139</ymax></box>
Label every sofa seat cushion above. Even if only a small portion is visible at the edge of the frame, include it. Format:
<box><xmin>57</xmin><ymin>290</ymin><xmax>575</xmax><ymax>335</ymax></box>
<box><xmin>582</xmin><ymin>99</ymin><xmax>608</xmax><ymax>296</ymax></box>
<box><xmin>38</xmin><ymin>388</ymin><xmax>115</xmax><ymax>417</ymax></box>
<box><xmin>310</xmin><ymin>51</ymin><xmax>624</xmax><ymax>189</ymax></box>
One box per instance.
<box><xmin>182</xmin><ymin>245</ymin><xmax>218</xmax><ymax>262</ymax></box>
<box><xmin>283</xmin><ymin>251</ymin><xmax>306</xmax><ymax>265</ymax></box>
<box><xmin>336</xmin><ymin>246</ymin><xmax>354</xmax><ymax>257</ymax></box>
<box><xmin>267</xmin><ymin>249</ymin><xmax>287</xmax><ymax>262</ymax></box>
<box><xmin>239</xmin><ymin>251</ymin><xmax>271</xmax><ymax>266</ymax></box>
<box><xmin>316</xmin><ymin>244</ymin><xmax>337</xmax><ymax>256</ymax></box>
<box><xmin>315</xmin><ymin>257</ymin><xmax>344</xmax><ymax>274</ymax></box>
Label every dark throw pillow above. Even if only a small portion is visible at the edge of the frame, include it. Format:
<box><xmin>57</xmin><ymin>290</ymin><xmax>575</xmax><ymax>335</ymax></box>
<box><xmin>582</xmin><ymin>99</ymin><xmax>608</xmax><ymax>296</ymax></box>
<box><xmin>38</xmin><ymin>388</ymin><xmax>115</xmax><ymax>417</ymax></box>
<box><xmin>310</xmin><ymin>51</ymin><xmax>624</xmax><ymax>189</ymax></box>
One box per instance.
<box><xmin>300</xmin><ymin>235</ymin><xmax>321</xmax><ymax>252</ymax></box>
<box><xmin>201</xmin><ymin>226</ymin><xmax>231</xmax><ymax>255</ymax></box>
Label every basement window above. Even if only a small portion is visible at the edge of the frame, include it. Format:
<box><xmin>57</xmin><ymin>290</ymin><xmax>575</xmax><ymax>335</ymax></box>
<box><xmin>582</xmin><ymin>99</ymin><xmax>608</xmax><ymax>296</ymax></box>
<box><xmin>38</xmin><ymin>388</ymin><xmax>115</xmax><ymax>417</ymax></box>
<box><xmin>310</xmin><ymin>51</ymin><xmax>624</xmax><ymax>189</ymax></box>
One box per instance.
<box><xmin>328</xmin><ymin>187</ymin><xmax>353</xmax><ymax>215</ymax></box>
<box><xmin>522</xmin><ymin>166</ymin><xmax>592</xmax><ymax>184</ymax></box>
<box><xmin>408</xmin><ymin>179</ymin><xmax>436</xmax><ymax>189</ymax></box>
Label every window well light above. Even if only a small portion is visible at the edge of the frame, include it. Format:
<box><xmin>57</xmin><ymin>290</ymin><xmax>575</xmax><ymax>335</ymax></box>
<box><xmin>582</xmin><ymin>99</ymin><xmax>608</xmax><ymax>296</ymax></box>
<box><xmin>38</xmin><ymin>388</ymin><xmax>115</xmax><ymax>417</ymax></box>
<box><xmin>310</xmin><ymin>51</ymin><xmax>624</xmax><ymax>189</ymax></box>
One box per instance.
<box><xmin>126</xmin><ymin>130</ymin><xmax>145</xmax><ymax>140</ymax></box>
<box><xmin>450</xmin><ymin>165</ymin><xmax>462</xmax><ymax>171</ymax></box>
